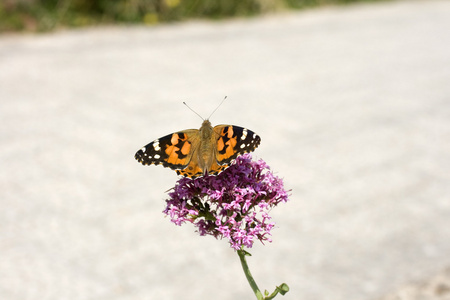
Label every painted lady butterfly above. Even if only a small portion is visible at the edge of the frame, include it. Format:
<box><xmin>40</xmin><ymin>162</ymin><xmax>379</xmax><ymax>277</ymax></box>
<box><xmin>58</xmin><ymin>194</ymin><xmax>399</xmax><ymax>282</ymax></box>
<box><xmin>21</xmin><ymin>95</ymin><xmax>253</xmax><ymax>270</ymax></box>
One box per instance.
<box><xmin>134</xmin><ymin>119</ymin><xmax>261</xmax><ymax>178</ymax></box>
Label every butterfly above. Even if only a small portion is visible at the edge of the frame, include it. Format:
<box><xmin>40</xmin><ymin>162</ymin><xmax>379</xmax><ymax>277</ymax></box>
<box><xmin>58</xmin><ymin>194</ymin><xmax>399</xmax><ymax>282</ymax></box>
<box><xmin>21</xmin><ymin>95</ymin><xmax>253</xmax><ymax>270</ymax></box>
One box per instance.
<box><xmin>134</xmin><ymin>105</ymin><xmax>261</xmax><ymax>178</ymax></box>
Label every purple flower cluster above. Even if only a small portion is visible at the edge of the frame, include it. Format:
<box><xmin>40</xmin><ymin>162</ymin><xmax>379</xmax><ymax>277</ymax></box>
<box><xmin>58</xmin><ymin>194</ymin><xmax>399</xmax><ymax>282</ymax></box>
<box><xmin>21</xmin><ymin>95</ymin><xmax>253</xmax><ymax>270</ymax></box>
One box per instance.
<box><xmin>163</xmin><ymin>154</ymin><xmax>290</xmax><ymax>250</ymax></box>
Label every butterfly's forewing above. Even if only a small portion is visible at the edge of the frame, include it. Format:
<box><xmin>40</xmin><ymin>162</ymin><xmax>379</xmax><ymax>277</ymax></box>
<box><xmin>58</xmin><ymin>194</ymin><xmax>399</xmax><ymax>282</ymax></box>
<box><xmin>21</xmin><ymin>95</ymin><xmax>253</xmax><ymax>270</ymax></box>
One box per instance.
<box><xmin>135</xmin><ymin>129</ymin><xmax>199</xmax><ymax>170</ymax></box>
<box><xmin>213</xmin><ymin>125</ymin><xmax>261</xmax><ymax>166</ymax></box>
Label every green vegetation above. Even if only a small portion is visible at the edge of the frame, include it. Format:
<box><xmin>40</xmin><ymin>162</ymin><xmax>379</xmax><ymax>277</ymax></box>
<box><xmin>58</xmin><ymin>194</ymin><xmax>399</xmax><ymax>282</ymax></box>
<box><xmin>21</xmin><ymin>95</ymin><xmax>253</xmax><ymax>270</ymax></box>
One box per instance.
<box><xmin>0</xmin><ymin>0</ymin><xmax>387</xmax><ymax>32</ymax></box>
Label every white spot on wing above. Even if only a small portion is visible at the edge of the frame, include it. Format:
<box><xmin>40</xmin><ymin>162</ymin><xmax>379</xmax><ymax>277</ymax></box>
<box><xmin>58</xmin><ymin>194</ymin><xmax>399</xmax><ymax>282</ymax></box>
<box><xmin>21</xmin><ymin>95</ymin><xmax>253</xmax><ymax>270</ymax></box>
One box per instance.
<box><xmin>153</xmin><ymin>140</ymin><xmax>161</xmax><ymax>151</ymax></box>
<box><xmin>241</xmin><ymin>128</ymin><xmax>248</xmax><ymax>140</ymax></box>
<box><xmin>141</xmin><ymin>147</ymin><xmax>146</xmax><ymax>152</ymax></box>
<box><xmin>154</xmin><ymin>154</ymin><xmax>160</xmax><ymax>159</ymax></box>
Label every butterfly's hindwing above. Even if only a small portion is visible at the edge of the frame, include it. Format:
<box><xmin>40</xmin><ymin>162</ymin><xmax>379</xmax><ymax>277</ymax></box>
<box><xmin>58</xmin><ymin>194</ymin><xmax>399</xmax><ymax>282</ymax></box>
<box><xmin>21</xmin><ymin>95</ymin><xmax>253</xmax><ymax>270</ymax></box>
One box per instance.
<box><xmin>214</xmin><ymin>125</ymin><xmax>261</xmax><ymax>166</ymax></box>
<box><xmin>175</xmin><ymin>161</ymin><xmax>204</xmax><ymax>178</ymax></box>
<box><xmin>207</xmin><ymin>161</ymin><xmax>229</xmax><ymax>176</ymax></box>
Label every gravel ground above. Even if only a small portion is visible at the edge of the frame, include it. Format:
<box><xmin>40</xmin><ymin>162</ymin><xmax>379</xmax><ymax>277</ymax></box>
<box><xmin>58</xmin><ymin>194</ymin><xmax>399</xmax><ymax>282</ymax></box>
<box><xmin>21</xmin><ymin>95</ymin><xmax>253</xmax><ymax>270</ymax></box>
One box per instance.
<box><xmin>1</xmin><ymin>1</ymin><xmax>450</xmax><ymax>300</ymax></box>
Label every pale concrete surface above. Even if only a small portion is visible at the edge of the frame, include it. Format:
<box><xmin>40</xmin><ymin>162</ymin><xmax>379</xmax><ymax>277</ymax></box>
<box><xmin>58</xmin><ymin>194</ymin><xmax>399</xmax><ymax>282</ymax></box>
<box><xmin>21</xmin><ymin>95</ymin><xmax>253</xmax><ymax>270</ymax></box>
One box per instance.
<box><xmin>377</xmin><ymin>268</ymin><xmax>450</xmax><ymax>300</ymax></box>
<box><xmin>1</xmin><ymin>1</ymin><xmax>450</xmax><ymax>299</ymax></box>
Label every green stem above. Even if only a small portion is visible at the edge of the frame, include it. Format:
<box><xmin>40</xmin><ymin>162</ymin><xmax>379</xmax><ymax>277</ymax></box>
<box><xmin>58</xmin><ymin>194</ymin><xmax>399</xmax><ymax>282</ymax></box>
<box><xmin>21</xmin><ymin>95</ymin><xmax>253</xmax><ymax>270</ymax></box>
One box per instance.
<box><xmin>237</xmin><ymin>249</ymin><xmax>264</xmax><ymax>300</ymax></box>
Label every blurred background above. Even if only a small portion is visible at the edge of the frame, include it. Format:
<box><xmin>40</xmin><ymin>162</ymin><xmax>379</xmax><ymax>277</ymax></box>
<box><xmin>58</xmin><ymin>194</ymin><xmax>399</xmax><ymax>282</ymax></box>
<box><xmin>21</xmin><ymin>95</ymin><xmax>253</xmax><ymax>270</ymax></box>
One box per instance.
<box><xmin>1</xmin><ymin>0</ymin><xmax>450</xmax><ymax>300</ymax></box>
<box><xmin>1</xmin><ymin>0</ymin><xmax>385</xmax><ymax>32</ymax></box>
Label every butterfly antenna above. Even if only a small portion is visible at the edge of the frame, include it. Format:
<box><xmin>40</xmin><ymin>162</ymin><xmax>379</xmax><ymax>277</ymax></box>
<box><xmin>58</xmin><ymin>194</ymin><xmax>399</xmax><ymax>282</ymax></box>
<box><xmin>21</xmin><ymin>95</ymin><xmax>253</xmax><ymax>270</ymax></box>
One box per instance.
<box><xmin>183</xmin><ymin>102</ymin><xmax>204</xmax><ymax>121</ymax></box>
<box><xmin>207</xmin><ymin>96</ymin><xmax>227</xmax><ymax>120</ymax></box>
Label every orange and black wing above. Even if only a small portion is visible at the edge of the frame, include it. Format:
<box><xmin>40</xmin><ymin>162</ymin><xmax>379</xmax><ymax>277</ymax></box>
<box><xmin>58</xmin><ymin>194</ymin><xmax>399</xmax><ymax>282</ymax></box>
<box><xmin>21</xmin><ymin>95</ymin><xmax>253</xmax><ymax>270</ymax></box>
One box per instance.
<box><xmin>135</xmin><ymin>129</ymin><xmax>199</xmax><ymax>171</ymax></box>
<box><xmin>212</xmin><ymin>125</ymin><xmax>261</xmax><ymax>170</ymax></box>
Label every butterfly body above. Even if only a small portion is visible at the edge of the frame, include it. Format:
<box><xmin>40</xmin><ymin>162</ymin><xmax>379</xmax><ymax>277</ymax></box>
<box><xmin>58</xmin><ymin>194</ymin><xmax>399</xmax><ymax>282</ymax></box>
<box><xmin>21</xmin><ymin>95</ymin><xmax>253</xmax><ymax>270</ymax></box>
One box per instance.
<box><xmin>135</xmin><ymin>119</ymin><xmax>261</xmax><ymax>178</ymax></box>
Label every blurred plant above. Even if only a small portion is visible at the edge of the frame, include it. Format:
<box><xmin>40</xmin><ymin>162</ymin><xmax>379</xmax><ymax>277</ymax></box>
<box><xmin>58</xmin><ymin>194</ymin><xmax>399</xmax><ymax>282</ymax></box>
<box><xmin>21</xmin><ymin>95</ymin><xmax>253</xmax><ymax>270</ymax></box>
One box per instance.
<box><xmin>163</xmin><ymin>154</ymin><xmax>290</xmax><ymax>299</ymax></box>
<box><xmin>1</xmin><ymin>0</ymin><xmax>389</xmax><ymax>32</ymax></box>
<box><xmin>0</xmin><ymin>0</ymin><xmax>277</xmax><ymax>32</ymax></box>
<box><xmin>284</xmin><ymin>0</ymin><xmax>387</xmax><ymax>9</ymax></box>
